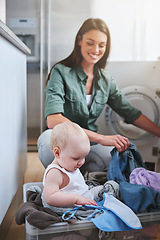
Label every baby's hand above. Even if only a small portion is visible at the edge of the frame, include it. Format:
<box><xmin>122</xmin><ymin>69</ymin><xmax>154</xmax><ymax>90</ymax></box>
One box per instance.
<box><xmin>75</xmin><ymin>196</ymin><xmax>97</xmax><ymax>206</ymax></box>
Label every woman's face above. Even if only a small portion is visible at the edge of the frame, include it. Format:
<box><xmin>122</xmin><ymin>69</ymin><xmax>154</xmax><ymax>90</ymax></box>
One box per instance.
<box><xmin>78</xmin><ymin>29</ymin><xmax>107</xmax><ymax>67</ymax></box>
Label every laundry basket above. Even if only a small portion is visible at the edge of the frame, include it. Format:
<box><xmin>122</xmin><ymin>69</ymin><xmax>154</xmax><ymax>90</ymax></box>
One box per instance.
<box><xmin>23</xmin><ymin>182</ymin><xmax>160</xmax><ymax>240</ymax></box>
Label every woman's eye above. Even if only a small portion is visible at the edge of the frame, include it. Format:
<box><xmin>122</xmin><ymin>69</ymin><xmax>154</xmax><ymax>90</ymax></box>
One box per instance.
<box><xmin>87</xmin><ymin>42</ymin><xmax>93</xmax><ymax>46</ymax></box>
<box><xmin>99</xmin><ymin>45</ymin><xmax>105</xmax><ymax>48</ymax></box>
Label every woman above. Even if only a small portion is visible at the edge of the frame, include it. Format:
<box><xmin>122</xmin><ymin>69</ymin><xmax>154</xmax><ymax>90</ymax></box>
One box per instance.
<box><xmin>38</xmin><ymin>18</ymin><xmax>160</xmax><ymax>173</ymax></box>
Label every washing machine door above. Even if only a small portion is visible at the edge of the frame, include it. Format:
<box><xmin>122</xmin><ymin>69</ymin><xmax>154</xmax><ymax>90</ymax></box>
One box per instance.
<box><xmin>105</xmin><ymin>86</ymin><xmax>160</xmax><ymax>146</ymax></box>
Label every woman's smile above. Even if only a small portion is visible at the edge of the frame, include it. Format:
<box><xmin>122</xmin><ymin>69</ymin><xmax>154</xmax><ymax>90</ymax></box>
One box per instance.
<box><xmin>88</xmin><ymin>52</ymin><xmax>99</xmax><ymax>60</ymax></box>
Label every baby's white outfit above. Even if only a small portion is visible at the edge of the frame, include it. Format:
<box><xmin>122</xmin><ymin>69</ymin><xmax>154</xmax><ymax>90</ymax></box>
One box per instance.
<box><xmin>43</xmin><ymin>163</ymin><xmax>93</xmax><ymax>199</ymax></box>
<box><xmin>41</xmin><ymin>163</ymin><xmax>102</xmax><ymax>211</ymax></box>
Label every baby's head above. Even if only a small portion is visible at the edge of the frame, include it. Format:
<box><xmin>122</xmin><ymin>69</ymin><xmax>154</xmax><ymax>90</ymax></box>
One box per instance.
<box><xmin>50</xmin><ymin>121</ymin><xmax>90</xmax><ymax>171</ymax></box>
<box><xmin>50</xmin><ymin>121</ymin><xmax>89</xmax><ymax>150</ymax></box>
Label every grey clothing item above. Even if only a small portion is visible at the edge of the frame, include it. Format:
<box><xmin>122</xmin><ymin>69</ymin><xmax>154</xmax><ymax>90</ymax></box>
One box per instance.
<box><xmin>96</xmin><ymin>180</ymin><xmax>120</xmax><ymax>201</ymax></box>
<box><xmin>27</xmin><ymin>186</ymin><xmax>42</xmax><ymax>195</ymax></box>
<box><xmin>84</xmin><ymin>171</ymin><xmax>108</xmax><ymax>185</ymax></box>
<box><xmin>41</xmin><ymin>193</ymin><xmax>95</xmax><ymax>219</ymax></box>
<box><xmin>37</xmin><ymin>129</ymin><xmax>113</xmax><ymax>173</ymax></box>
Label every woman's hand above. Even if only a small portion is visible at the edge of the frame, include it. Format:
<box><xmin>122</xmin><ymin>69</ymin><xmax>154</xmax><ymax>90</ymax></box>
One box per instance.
<box><xmin>75</xmin><ymin>195</ymin><xmax>97</xmax><ymax>206</ymax></box>
<box><xmin>98</xmin><ymin>134</ymin><xmax>130</xmax><ymax>152</ymax></box>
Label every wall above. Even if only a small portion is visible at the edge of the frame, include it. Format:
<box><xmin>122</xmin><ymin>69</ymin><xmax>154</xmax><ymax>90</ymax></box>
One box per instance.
<box><xmin>48</xmin><ymin>0</ymin><xmax>160</xmax><ymax>64</ymax></box>
<box><xmin>49</xmin><ymin>0</ymin><xmax>92</xmax><ymax>66</ymax></box>
<box><xmin>0</xmin><ymin>0</ymin><xmax>6</xmax><ymax>23</ymax></box>
<box><xmin>91</xmin><ymin>0</ymin><xmax>160</xmax><ymax>61</ymax></box>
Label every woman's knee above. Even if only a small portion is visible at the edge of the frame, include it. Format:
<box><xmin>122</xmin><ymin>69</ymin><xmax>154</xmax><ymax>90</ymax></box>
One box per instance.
<box><xmin>81</xmin><ymin>144</ymin><xmax>113</xmax><ymax>174</ymax></box>
<box><xmin>37</xmin><ymin>129</ymin><xmax>54</xmax><ymax>168</ymax></box>
<box><xmin>37</xmin><ymin>129</ymin><xmax>52</xmax><ymax>147</ymax></box>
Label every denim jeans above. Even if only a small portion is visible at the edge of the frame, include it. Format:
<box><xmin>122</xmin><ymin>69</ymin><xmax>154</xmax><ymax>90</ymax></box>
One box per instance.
<box><xmin>107</xmin><ymin>142</ymin><xmax>146</xmax><ymax>183</ymax></box>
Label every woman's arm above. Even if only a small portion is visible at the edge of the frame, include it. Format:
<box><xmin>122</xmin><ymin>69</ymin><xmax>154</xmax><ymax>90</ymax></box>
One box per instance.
<box><xmin>47</xmin><ymin>113</ymin><xmax>70</xmax><ymax>129</ymax></box>
<box><xmin>133</xmin><ymin>113</ymin><xmax>160</xmax><ymax>137</ymax></box>
<box><xmin>47</xmin><ymin>113</ymin><xmax>130</xmax><ymax>152</ymax></box>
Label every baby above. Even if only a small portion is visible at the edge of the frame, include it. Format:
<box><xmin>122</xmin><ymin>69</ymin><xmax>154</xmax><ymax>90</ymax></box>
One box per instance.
<box><xmin>42</xmin><ymin>121</ymin><xmax>98</xmax><ymax>208</ymax></box>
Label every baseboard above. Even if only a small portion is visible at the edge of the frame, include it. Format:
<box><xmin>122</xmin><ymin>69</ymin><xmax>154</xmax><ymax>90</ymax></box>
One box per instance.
<box><xmin>27</xmin><ymin>144</ymin><xmax>38</xmax><ymax>152</ymax></box>
<box><xmin>0</xmin><ymin>180</ymin><xmax>23</xmax><ymax>240</ymax></box>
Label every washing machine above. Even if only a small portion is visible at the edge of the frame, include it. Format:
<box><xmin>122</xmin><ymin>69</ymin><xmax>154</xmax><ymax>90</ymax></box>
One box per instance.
<box><xmin>96</xmin><ymin>61</ymin><xmax>160</xmax><ymax>172</ymax></box>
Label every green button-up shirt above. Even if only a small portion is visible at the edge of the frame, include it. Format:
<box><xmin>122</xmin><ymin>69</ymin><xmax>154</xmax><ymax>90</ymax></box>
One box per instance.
<box><xmin>45</xmin><ymin>63</ymin><xmax>141</xmax><ymax>132</ymax></box>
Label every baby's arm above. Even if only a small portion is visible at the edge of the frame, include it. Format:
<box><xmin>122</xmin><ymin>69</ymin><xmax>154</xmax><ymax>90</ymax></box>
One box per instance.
<box><xmin>43</xmin><ymin>168</ymin><xmax>97</xmax><ymax>207</ymax></box>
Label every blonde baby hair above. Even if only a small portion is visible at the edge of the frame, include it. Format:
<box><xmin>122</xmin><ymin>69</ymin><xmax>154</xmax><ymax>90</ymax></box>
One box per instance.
<box><xmin>50</xmin><ymin>121</ymin><xmax>89</xmax><ymax>151</ymax></box>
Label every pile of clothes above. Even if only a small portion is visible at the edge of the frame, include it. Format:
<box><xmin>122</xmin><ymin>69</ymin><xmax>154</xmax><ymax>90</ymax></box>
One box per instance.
<box><xmin>15</xmin><ymin>142</ymin><xmax>160</xmax><ymax>232</ymax></box>
<box><xmin>107</xmin><ymin>142</ymin><xmax>160</xmax><ymax>213</ymax></box>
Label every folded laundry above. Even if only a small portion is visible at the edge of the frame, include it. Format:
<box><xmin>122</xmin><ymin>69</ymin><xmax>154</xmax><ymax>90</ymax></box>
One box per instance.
<box><xmin>130</xmin><ymin>167</ymin><xmax>160</xmax><ymax>192</ymax></box>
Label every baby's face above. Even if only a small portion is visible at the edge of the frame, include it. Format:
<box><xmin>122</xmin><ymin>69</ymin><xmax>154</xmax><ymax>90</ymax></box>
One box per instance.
<box><xmin>58</xmin><ymin>136</ymin><xmax>90</xmax><ymax>172</ymax></box>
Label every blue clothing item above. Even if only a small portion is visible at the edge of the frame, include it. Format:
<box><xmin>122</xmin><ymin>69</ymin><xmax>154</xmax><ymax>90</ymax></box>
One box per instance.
<box><xmin>62</xmin><ymin>193</ymin><xmax>142</xmax><ymax>232</ymax></box>
<box><xmin>88</xmin><ymin>193</ymin><xmax>142</xmax><ymax>232</ymax></box>
<box><xmin>107</xmin><ymin>142</ymin><xmax>146</xmax><ymax>183</ymax></box>
<box><xmin>107</xmin><ymin>143</ymin><xmax>160</xmax><ymax>213</ymax></box>
<box><xmin>119</xmin><ymin>182</ymin><xmax>160</xmax><ymax>213</ymax></box>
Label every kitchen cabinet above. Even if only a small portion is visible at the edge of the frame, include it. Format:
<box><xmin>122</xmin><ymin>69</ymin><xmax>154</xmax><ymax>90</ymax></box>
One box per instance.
<box><xmin>0</xmin><ymin>20</ymin><xmax>30</xmax><ymax>239</ymax></box>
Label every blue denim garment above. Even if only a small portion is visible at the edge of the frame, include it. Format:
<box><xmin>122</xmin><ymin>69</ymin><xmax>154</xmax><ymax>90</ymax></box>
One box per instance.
<box><xmin>119</xmin><ymin>182</ymin><xmax>160</xmax><ymax>213</ymax></box>
<box><xmin>107</xmin><ymin>142</ymin><xmax>146</xmax><ymax>183</ymax></box>
<box><xmin>107</xmin><ymin>143</ymin><xmax>160</xmax><ymax>213</ymax></box>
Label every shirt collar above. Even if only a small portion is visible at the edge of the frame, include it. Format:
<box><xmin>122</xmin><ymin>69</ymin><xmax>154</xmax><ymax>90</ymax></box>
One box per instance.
<box><xmin>75</xmin><ymin>66</ymin><xmax>88</xmax><ymax>84</ymax></box>
<box><xmin>75</xmin><ymin>65</ymin><xmax>102</xmax><ymax>87</ymax></box>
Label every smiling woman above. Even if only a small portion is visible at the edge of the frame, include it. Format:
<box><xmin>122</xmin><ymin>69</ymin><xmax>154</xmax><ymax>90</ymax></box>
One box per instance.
<box><xmin>37</xmin><ymin>18</ymin><xmax>160</xmax><ymax>174</ymax></box>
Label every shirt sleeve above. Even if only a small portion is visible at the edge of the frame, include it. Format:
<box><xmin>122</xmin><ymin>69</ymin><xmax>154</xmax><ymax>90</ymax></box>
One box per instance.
<box><xmin>107</xmin><ymin>77</ymin><xmax>142</xmax><ymax>124</ymax></box>
<box><xmin>45</xmin><ymin>65</ymin><xmax>65</xmax><ymax>119</ymax></box>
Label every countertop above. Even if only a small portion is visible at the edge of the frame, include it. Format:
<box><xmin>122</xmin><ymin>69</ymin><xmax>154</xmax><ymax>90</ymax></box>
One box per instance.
<box><xmin>0</xmin><ymin>20</ymin><xmax>31</xmax><ymax>55</ymax></box>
